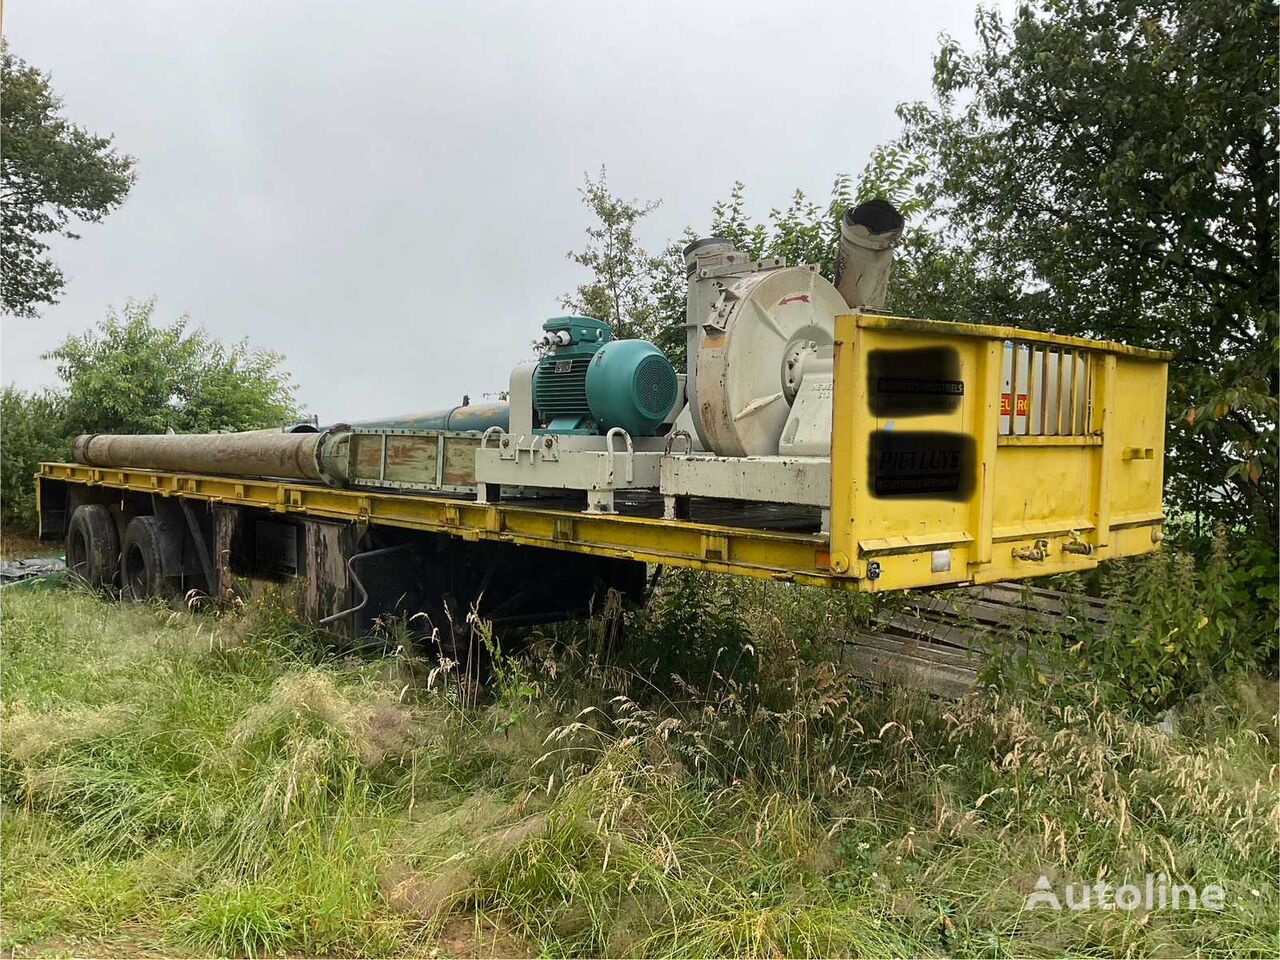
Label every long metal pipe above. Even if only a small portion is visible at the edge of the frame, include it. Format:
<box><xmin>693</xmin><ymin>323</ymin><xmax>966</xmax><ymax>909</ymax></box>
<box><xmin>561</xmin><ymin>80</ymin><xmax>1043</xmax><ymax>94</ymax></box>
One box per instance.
<box><xmin>70</xmin><ymin>401</ymin><xmax>508</xmax><ymax>488</ymax></box>
<box><xmin>71</xmin><ymin>424</ymin><xmax>352</xmax><ymax>486</ymax></box>
<box><xmin>353</xmin><ymin>402</ymin><xmax>509</xmax><ymax>433</ymax></box>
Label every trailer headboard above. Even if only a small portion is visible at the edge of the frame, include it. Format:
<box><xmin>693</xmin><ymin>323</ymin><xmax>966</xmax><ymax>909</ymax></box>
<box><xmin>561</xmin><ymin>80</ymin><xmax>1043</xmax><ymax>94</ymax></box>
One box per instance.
<box><xmin>828</xmin><ymin>313</ymin><xmax>1171</xmax><ymax>591</ymax></box>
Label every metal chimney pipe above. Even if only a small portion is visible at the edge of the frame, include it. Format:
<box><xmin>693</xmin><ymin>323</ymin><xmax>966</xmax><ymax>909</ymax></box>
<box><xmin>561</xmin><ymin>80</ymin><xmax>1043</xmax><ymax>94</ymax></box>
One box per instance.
<box><xmin>834</xmin><ymin>199</ymin><xmax>905</xmax><ymax>311</ymax></box>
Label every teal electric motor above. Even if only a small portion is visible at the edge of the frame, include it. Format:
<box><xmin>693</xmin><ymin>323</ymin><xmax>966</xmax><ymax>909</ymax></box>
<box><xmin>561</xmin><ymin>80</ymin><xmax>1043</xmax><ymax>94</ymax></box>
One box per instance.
<box><xmin>532</xmin><ymin>316</ymin><xmax>679</xmax><ymax>436</ymax></box>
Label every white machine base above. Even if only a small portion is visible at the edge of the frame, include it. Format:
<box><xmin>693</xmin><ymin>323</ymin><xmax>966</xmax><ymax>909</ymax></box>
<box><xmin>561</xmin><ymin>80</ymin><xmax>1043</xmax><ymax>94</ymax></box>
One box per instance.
<box><xmin>475</xmin><ymin>431</ymin><xmax>668</xmax><ymax>514</ymax></box>
<box><xmin>660</xmin><ymin>454</ymin><xmax>831</xmax><ymax>531</ymax></box>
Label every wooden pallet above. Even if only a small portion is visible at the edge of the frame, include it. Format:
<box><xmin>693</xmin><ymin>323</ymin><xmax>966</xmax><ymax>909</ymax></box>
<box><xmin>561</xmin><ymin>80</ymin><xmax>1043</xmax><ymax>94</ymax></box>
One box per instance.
<box><xmin>838</xmin><ymin>582</ymin><xmax>1122</xmax><ymax>697</ymax></box>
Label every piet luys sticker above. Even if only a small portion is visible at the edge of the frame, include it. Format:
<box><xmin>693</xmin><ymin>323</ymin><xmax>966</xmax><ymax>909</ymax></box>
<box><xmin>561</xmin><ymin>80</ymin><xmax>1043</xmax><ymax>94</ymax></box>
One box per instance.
<box><xmin>1001</xmin><ymin>393</ymin><xmax>1029</xmax><ymax>416</ymax></box>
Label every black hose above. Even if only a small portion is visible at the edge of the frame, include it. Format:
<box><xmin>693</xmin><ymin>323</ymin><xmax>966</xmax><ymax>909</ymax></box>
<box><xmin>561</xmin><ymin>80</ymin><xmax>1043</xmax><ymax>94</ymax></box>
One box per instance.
<box><xmin>318</xmin><ymin>542</ymin><xmax>416</xmax><ymax>626</ymax></box>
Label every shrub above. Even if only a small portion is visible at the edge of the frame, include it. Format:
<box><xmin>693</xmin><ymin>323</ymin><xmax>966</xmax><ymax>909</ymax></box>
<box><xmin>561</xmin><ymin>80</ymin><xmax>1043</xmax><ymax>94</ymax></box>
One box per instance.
<box><xmin>0</xmin><ymin>300</ymin><xmax>301</xmax><ymax>534</ymax></box>
<box><xmin>624</xmin><ymin>567</ymin><xmax>755</xmax><ymax>691</ymax></box>
<box><xmin>1075</xmin><ymin>536</ymin><xmax>1278</xmax><ymax>711</ymax></box>
<box><xmin>0</xmin><ymin>387</ymin><xmax>68</xmax><ymax>535</ymax></box>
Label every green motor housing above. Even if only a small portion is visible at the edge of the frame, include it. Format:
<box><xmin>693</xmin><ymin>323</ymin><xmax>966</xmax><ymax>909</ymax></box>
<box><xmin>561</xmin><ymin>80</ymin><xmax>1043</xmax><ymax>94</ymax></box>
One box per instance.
<box><xmin>585</xmin><ymin>338</ymin><xmax>679</xmax><ymax>436</ymax></box>
<box><xmin>532</xmin><ymin>316</ymin><xmax>679</xmax><ymax>436</ymax></box>
<box><xmin>532</xmin><ymin>316</ymin><xmax>612</xmax><ymax>433</ymax></box>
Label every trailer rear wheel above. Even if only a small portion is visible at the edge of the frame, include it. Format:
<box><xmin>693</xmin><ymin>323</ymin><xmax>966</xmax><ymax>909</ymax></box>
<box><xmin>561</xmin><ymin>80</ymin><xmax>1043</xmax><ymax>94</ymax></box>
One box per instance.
<box><xmin>122</xmin><ymin>516</ymin><xmax>177</xmax><ymax>602</ymax></box>
<box><xmin>66</xmin><ymin>504</ymin><xmax>120</xmax><ymax>590</ymax></box>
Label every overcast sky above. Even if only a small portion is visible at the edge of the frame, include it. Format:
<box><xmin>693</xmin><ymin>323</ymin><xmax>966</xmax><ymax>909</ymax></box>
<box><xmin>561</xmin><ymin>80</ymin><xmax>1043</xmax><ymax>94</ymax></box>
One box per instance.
<box><xmin>3</xmin><ymin>0</ymin><xmax>996</xmax><ymax>422</ymax></box>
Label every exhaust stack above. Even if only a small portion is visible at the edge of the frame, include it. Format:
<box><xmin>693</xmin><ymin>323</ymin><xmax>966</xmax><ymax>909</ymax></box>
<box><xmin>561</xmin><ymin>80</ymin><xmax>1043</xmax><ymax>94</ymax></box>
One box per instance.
<box><xmin>834</xmin><ymin>199</ymin><xmax>904</xmax><ymax>311</ymax></box>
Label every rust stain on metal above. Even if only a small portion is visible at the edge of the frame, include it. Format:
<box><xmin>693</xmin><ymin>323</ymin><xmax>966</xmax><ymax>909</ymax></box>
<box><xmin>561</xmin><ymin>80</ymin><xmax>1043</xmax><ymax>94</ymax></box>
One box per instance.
<box><xmin>303</xmin><ymin>521</ymin><xmax>356</xmax><ymax>641</ymax></box>
<box><xmin>385</xmin><ymin>436</ymin><xmax>438</xmax><ymax>482</ymax></box>
<box><xmin>442</xmin><ymin>437</ymin><xmax>479</xmax><ymax>486</ymax></box>
<box><xmin>352</xmin><ymin>435</ymin><xmax>383</xmax><ymax>476</ymax></box>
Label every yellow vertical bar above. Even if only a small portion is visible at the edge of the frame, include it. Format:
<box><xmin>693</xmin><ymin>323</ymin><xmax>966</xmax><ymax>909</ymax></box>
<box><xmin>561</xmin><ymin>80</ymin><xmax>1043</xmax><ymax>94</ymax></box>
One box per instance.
<box><xmin>970</xmin><ymin>339</ymin><xmax>1002</xmax><ymax>567</ymax></box>
<box><xmin>35</xmin><ymin>469</ymin><xmax>44</xmax><ymax>539</ymax></box>
<box><xmin>1094</xmin><ymin>353</ymin><xmax>1117</xmax><ymax>549</ymax></box>
<box><xmin>1151</xmin><ymin>360</ymin><xmax>1169</xmax><ymax>502</ymax></box>
<box><xmin>828</xmin><ymin>313</ymin><xmax>864</xmax><ymax>577</ymax></box>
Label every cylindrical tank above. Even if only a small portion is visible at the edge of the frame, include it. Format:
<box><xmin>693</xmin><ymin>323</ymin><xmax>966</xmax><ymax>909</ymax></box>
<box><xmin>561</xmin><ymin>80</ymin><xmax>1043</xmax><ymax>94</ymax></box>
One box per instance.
<box><xmin>71</xmin><ymin>425</ymin><xmax>352</xmax><ymax>486</ymax></box>
<box><xmin>352</xmin><ymin>402</ymin><xmax>509</xmax><ymax>433</ymax></box>
<box><xmin>585</xmin><ymin>339</ymin><xmax>679</xmax><ymax>436</ymax></box>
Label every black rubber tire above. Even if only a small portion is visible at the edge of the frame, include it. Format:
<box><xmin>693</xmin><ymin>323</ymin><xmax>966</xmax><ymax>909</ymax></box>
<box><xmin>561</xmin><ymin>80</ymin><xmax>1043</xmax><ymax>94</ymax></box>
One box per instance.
<box><xmin>121</xmin><ymin>515</ymin><xmax>177</xmax><ymax>602</ymax></box>
<box><xmin>65</xmin><ymin>504</ymin><xmax>120</xmax><ymax>590</ymax></box>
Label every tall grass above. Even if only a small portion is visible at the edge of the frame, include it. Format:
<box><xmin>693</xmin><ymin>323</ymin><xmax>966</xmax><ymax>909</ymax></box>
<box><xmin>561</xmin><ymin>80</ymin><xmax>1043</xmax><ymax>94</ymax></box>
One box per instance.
<box><xmin>2</xmin><ymin>567</ymin><xmax>1276</xmax><ymax>958</ymax></box>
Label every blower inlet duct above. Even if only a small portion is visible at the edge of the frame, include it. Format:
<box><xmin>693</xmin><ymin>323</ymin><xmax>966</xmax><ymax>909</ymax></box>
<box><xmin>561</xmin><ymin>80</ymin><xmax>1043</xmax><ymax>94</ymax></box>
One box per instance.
<box><xmin>834</xmin><ymin>199</ymin><xmax>904</xmax><ymax>310</ymax></box>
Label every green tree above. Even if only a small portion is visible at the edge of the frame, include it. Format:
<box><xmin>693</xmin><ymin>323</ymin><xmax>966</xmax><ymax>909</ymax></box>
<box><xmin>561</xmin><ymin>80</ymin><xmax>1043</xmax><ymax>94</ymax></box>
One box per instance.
<box><xmin>649</xmin><ymin>235</ymin><xmax>696</xmax><ymax>369</ymax></box>
<box><xmin>2</xmin><ymin>300</ymin><xmax>302</xmax><ymax>533</ymax></box>
<box><xmin>563</xmin><ymin>164</ymin><xmax>930</xmax><ymax>370</ymax></box>
<box><xmin>47</xmin><ymin>298</ymin><xmax>300</xmax><ymax>435</ymax></box>
<box><xmin>893</xmin><ymin>0</ymin><xmax>1277</xmax><ymax>543</ymax></box>
<box><xmin>1</xmin><ymin>44</ymin><xmax>136</xmax><ymax>317</ymax></box>
<box><xmin>706</xmin><ymin>176</ymin><xmax>852</xmax><ymax>276</ymax></box>
<box><xmin>561</xmin><ymin>168</ymin><xmax>667</xmax><ymax>343</ymax></box>
<box><xmin>0</xmin><ymin>387</ymin><xmax>68</xmax><ymax>534</ymax></box>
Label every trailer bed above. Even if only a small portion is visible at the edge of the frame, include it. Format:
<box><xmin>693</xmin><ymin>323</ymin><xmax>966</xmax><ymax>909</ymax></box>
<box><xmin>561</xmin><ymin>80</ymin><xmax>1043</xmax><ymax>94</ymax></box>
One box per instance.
<box><xmin>38</xmin><ymin>462</ymin><xmax>841</xmax><ymax>588</ymax></box>
<box><xmin>38</xmin><ymin>314</ymin><xmax>1171</xmax><ymax>596</ymax></box>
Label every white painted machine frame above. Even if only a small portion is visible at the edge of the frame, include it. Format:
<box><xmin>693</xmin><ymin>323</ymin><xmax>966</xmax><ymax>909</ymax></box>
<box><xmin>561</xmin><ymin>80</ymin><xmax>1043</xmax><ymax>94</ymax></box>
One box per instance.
<box><xmin>659</xmin><ymin>453</ymin><xmax>831</xmax><ymax>531</ymax></box>
<box><xmin>475</xmin><ymin>430</ymin><xmax>674</xmax><ymax>514</ymax></box>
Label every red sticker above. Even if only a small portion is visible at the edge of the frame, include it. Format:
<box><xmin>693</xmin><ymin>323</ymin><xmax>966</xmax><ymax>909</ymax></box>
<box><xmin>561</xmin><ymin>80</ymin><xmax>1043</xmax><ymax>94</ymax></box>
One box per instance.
<box><xmin>1000</xmin><ymin>393</ymin><xmax>1029</xmax><ymax>416</ymax></box>
<box><xmin>778</xmin><ymin>294</ymin><xmax>810</xmax><ymax>306</ymax></box>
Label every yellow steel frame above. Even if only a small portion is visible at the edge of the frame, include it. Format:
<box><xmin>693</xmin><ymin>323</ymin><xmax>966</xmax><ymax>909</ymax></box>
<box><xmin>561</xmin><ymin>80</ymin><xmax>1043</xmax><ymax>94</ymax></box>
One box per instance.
<box><xmin>829</xmin><ymin>313</ymin><xmax>1171</xmax><ymax>591</ymax></box>
<box><xmin>38</xmin><ymin>314</ymin><xmax>1171</xmax><ymax>595</ymax></box>
<box><xmin>38</xmin><ymin>462</ymin><xmax>841</xmax><ymax>588</ymax></box>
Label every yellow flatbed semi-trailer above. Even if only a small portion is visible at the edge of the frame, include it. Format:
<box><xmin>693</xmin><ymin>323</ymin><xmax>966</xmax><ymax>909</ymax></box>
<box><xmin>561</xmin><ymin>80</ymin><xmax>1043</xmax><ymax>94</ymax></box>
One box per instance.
<box><xmin>37</xmin><ymin>461</ymin><xmax>840</xmax><ymax>586</ymax></box>
<box><xmin>36</xmin><ymin>315</ymin><xmax>1172</xmax><ymax>640</ymax></box>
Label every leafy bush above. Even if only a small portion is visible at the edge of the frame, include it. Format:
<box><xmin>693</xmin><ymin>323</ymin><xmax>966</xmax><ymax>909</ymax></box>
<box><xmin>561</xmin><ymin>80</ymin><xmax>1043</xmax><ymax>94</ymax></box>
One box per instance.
<box><xmin>0</xmin><ymin>299</ymin><xmax>301</xmax><ymax>535</ymax></box>
<box><xmin>996</xmin><ymin>535</ymin><xmax>1280</xmax><ymax>715</ymax></box>
<box><xmin>1088</xmin><ymin>539</ymin><xmax>1279</xmax><ymax>711</ymax></box>
<box><xmin>1</xmin><ymin>387</ymin><xmax>68</xmax><ymax>534</ymax></box>
<box><xmin>624</xmin><ymin>567</ymin><xmax>754</xmax><ymax>691</ymax></box>
<box><xmin>48</xmin><ymin>298</ymin><xmax>298</xmax><ymax>436</ymax></box>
